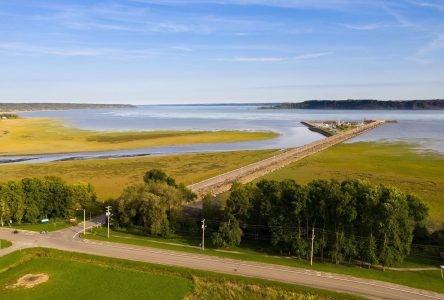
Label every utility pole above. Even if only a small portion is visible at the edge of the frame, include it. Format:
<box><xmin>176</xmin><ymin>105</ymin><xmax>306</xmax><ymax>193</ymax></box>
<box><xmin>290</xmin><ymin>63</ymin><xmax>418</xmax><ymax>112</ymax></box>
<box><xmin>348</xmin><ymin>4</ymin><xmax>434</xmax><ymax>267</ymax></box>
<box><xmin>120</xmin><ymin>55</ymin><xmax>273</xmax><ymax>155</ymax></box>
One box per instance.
<box><xmin>105</xmin><ymin>206</ymin><xmax>112</xmax><ymax>239</ymax></box>
<box><xmin>201</xmin><ymin>219</ymin><xmax>206</xmax><ymax>251</ymax></box>
<box><xmin>310</xmin><ymin>227</ymin><xmax>315</xmax><ymax>266</ymax></box>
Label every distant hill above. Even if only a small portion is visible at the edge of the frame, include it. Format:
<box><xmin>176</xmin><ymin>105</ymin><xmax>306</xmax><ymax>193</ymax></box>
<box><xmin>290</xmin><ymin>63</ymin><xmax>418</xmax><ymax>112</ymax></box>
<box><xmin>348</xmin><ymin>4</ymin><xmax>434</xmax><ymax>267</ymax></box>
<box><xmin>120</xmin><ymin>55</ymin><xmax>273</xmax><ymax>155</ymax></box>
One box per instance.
<box><xmin>0</xmin><ymin>103</ymin><xmax>135</xmax><ymax>112</ymax></box>
<box><xmin>261</xmin><ymin>99</ymin><xmax>444</xmax><ymax>110</ymax></box>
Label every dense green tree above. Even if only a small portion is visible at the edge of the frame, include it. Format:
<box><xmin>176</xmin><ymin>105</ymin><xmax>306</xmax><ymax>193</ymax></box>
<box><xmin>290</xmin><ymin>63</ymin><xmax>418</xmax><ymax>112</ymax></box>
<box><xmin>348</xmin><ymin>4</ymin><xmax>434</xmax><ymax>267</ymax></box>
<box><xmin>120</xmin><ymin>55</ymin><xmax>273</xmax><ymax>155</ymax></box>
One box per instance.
<box><xmin>144</xmin><ymin>169</ymin><xmax>176</xmax><ymax>187</ymax></box>
<box><xmin>212</xmin><ymin>179</ymin><xmax>427</xmax><ymax>267</ymax></box>
<box><xmin>212</xmin><ymin>218</ymin><xmax>243</xmax><ymax>248</ymax></box>
<box><xmin>22</xmin><ymin>178</ymin><xmax>45</xmax><ymax>222</ymax></box>
<box><xmin>0</xmin><ymin>185</ymin><xmax>11</xmax><ymax>226</ymax></box>
<box><xmin>0</xmin><ymin>177</ymin><xmax>97</xmax><ymax>224</ymax></box>
<box><xmin>69</xmin><ymin>183</ymin><xmax>97</xmax><ymax>212</ymax></box>
<box><xmin>1</xmin><ymin>181</ymin><xmax>25</xmax><ymax>223</ymax></box>
<box><xmin>116</xmin><ymin>170</ymin><xmax>196</xmax><ymax>237</ymax></box>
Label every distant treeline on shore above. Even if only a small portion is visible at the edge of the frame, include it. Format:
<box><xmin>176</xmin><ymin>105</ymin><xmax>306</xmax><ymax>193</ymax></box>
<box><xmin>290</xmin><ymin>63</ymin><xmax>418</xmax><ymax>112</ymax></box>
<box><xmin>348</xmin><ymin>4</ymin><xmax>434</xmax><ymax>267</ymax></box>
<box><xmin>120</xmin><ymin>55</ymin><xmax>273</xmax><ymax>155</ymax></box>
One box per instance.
<box><xmin>0</xmin><ymin>103</ymin><xmax>135</xmax><ymax>112</ymax></box>
<box><xmin>0</xmin><ymin>113</ymin><xmax>19</xmax><ymax>119</ymax></box>
<box><xmin>261</xmin><ymin>99</ymin><xmax>444</xmax><ymax>110</ymax></box>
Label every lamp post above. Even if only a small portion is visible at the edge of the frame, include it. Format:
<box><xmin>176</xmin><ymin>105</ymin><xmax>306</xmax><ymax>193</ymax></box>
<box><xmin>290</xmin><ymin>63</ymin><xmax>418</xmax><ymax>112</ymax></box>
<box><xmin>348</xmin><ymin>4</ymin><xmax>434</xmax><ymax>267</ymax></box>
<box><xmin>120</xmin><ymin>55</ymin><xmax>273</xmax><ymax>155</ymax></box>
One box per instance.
<box><xmin>201</xmin><ymin>219</ymin><xmax>206</xmax><ymax>251</ymax></box>
<box><xmin>105</xmin><ymin>206</ymin><xmax>112</xmax><ymax>239</ymax></box>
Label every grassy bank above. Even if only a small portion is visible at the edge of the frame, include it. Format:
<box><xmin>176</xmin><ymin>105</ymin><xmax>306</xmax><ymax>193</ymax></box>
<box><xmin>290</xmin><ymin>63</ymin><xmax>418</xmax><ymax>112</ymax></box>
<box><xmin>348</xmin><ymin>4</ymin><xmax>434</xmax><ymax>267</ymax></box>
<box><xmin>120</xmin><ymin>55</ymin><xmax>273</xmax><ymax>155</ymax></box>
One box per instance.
<box><xmin>0</xmin><ymin>239</ymin><xmax>12</xmax><ymax>249</ymax></box>
<box><xmin>84</xmin><ymin>227</ymin><xmax>444</xmax><ymax>294</ymax></box>
<box><xmin>0</xmin><ymin>248</ymin><xmax>359</xmax><ymax>300</ymax></box>
<box><xmin>0</xmin><ymin>118</ymin><xmax>278</xmax><ymax>156</ymax></box>
<box><xmin>260</xmin><ymin>141</ymin><xmax>444</xmax><ymax>227</ymax></box>
<box><xmin>0</xmin><ymin>150</ymin><xmax>277</xmax><ymax>199</ymax></box>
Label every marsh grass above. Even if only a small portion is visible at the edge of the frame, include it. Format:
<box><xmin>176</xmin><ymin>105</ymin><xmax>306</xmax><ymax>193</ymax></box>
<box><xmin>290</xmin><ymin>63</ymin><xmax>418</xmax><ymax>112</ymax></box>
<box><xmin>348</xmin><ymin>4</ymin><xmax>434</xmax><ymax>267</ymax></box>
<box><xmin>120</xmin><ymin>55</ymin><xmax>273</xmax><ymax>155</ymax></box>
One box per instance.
<box><xmin>261</xmin><ymin>141</ymin><xmax>444</xmax><ymax>227</ymax></box>
<box><xmin>0</xmin><ymin>150</ymin><xmax>278</xmax><ymax>199</ymax></box>
<box><xmin>0</xmin><ymin>118</ymin><xmax>278</xmax><ymax>155</ymax></box>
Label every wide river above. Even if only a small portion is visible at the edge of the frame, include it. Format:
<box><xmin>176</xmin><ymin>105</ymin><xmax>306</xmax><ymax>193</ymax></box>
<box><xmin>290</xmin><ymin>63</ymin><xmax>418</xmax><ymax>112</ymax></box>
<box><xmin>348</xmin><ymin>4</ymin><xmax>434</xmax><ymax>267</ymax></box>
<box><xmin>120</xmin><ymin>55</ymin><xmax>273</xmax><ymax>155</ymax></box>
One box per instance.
<box><xmin>2</xmin><ymin>104</ymin><xmax>444</xmax><ymax>164</ymax></box>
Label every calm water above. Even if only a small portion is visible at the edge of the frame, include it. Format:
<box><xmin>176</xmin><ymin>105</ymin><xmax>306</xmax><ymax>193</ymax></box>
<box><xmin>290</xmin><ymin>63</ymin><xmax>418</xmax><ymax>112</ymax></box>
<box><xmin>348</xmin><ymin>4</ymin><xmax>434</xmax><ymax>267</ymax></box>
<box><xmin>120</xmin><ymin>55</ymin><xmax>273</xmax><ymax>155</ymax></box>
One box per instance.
<box><xmin>2</xmin><ymin>104</ymin><xmax>443</xmax><ymax>164</ymax></box>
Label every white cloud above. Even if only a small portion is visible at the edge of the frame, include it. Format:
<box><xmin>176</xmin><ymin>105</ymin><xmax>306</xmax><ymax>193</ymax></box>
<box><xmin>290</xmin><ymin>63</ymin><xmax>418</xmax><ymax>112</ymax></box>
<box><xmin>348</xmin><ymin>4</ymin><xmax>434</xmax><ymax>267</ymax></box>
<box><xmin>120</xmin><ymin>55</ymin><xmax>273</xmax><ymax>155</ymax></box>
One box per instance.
<box><xmin>0</xmin><ymin>42</ymin><xmax>156</xmax><ymax>58</ymax></box>
<box><xmin>417</xmin><ymin>33</ymin><xmax>444</xmax><ymax>55</ymax></box>
<box><xmin>293</xmin><ymin>52</ymin><xmax>333</xmax><ymax>60</ymax></box>
<box><xmin>339</xmin><ymin>23</ymin><xmax>386</xmax><ymax>30</ymax></box>
<box><xmin>382</xmin><ymin>4</ymin><xmax>414</xmax><ymax>27</ymax></box>
<box><xmin>171</xmin><ymin>46</ymin><xmax>193</xmax><ymax>52</ymax></box>
<box><xmin>231</xmin><ymin>56</ymin><xmax>285</xmax><ymax>62</ymax></box>
<box><xmin>130</xmin><ymin>0</ymin><xmax>376</xmax><ymax>10</ymax></box>
<box><xmin>220</xmin><ymin>52</ymin><xmax>332</xmax><ymax>62</ymax></box>
<box><xmin>406</xmin><ymin>1</ymin><xmax>444</xmax><ymax>12</ymax></box>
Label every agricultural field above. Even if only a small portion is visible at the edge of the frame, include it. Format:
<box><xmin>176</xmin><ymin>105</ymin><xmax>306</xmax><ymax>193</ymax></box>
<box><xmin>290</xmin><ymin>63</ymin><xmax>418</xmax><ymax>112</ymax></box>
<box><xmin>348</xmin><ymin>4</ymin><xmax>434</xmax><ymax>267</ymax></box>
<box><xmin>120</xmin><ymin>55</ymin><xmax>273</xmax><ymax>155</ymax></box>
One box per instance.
<box><xmin>0</xmin><ymin>117</ymin><xmax>277</xmax><ymax>155</ymax></box>
<box><xmin>0</xmin><ymin>248</ymin><xmax>358</xmax><ymax>300</ymax></box>
<box><xmin>0</xmin><ymin>149</ymin><xmax>277</xmax><ymax>199</ymax></box>
<box><xmin>260</xmin><ymin>141</ymin><xmax>444</xmax><ymax>227</ymax></box>
<box><xmin>84</xmin><ymin>227</ymin><xmax>444</xmax><ymax>294</ymax></box>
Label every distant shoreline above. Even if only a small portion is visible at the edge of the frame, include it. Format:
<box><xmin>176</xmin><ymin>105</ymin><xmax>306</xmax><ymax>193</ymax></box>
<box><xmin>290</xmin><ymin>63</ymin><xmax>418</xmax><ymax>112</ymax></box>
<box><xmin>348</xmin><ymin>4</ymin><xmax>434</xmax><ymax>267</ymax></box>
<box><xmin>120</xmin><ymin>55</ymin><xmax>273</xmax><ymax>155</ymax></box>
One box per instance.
<box><xmin>0</xmin><ymin>103</ymin><xmax>135</xmax><ymax>113</ymax></box>
<box><xmin>260</xmin><ymin>99</ymin><xmax>444</xmax><ymax>110</ymax></box>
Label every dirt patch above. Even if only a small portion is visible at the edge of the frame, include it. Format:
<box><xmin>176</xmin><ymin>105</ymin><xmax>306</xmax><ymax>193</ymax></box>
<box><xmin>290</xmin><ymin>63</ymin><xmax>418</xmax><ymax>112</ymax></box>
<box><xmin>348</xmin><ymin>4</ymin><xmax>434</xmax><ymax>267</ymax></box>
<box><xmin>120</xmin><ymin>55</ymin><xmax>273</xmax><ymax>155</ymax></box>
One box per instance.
<box><xmin>7</xmin><ymin>273</ymin><xmax>49</xmax><ymax>289</ymax></box>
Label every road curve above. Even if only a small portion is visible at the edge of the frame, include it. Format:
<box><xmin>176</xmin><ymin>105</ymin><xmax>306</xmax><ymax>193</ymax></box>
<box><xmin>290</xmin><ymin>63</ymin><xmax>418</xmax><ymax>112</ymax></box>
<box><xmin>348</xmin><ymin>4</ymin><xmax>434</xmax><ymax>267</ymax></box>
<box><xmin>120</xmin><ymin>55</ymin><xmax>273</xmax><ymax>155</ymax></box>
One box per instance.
<box><xmin>0</xmin><ymin>222</ymin><xmax>443</xmax><ymax>300</ymax></box>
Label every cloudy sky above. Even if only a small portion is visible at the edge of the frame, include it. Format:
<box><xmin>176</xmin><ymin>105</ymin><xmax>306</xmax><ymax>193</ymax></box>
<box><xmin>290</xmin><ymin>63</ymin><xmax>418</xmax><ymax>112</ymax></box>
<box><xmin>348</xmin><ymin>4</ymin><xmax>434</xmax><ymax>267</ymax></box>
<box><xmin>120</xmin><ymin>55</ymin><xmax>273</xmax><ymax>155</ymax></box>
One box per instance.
<box><xmin>1</xmin><ymin>0</ymin><xmax>443</xmax><ymax>104</ymax></box>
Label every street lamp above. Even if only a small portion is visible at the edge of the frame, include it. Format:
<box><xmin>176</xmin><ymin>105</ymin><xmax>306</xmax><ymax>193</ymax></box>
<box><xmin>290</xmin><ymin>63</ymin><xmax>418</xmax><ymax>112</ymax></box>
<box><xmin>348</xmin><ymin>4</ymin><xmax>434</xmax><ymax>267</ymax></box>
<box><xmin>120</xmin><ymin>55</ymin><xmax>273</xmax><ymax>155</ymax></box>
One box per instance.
<box><xmin>76</xmin><ymin>208</ymin><xmax>86</xmax><ymax>236</ymax></box>
<box><xmin>201</xmin><ymin>219</ymin><xmax>206</xmax><ymax>251</ymax></box>
<box><xmin>105</xmin><ymin>206</ymin><xmax>112</xmax><ymax>239</ymax></box>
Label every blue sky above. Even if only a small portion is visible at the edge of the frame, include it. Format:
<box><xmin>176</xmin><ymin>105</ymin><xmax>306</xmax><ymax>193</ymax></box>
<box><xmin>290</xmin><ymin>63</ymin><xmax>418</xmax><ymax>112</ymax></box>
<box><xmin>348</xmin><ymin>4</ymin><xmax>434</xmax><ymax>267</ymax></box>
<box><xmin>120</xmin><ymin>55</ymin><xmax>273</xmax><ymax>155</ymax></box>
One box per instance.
<box><xmin>0</xmin><ymin>0</ymin><xmax>443</xmax><ymax>104</ymax></box>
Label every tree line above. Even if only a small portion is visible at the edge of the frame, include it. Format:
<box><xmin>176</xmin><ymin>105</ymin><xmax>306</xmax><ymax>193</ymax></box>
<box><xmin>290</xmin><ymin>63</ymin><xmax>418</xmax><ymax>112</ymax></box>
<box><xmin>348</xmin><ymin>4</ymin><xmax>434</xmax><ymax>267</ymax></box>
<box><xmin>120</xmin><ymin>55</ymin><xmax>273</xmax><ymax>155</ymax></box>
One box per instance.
<box><xmin>110</xmin><ymin>170</ymin><xmax>431</xmax><ymax>267</ymax></box>
<box><xmin>0</xmin><ymin>113</ymin><xmax>19</xmax><ymax>119</ymax></box>
<box><xmin>209</xmin><ymin>179</ymin><xmax>428</xmax><ymax>267</ymax></box>
<box><xmin>109</xmin><ymin>169</ymin><xmax>196</xmax><ymax>237</ymax></box>
<box><xmin>0</xmin><ymin>177</ymin><xmax>97</xmax><ymax>225</ymax></box>
<box><xmin>262</xmin><ymin>99</ymin><xmax>444</xmax><ymax>110</ymax></box>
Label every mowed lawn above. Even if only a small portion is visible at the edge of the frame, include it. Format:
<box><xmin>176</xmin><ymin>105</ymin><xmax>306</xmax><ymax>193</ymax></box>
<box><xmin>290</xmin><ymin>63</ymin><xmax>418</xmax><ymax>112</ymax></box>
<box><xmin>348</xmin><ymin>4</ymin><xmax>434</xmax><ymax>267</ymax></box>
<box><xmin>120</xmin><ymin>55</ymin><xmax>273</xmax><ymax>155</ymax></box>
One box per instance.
<box><xmin>0</xmin><ymin>249</ymin><xmax>360</xmax><ymax>300</ymax></box>
<box><xmin>0</xmin><ymin>239</ymin><xmax>12</xmax><ymax>249</ymax></box>
<box><xmin>0</xmin><ymin>150</ymin><xmax>277</xmax><ymax>199</ymax></box>
<box><xmin>261</xmin><ymin>141</ymin><xmax>444</xmax><ymax>227</ymax></box>
<box><xmin>0</xmin><ymin>118</ymin><xmax>277</xmax><ymax>155</ymax></box>
<box><xmin>0</xmin><ymin>256</ymin><xmax>192</xmax><ymax>300</ymax></box>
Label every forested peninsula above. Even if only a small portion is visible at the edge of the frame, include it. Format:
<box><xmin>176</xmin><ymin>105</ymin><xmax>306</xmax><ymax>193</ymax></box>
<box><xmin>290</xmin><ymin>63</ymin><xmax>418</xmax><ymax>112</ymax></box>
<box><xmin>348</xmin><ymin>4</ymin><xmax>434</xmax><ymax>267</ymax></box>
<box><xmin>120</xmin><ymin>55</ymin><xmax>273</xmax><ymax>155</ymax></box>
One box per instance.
<box><xmin>262</xmin><ymin>99</ymin><xmax>444</xmax><ymax>110</ymax></box>
<box><xmin>0</xmin><ymin>103</ymin><xmax>135</xmax><ymax>112</ymax></box>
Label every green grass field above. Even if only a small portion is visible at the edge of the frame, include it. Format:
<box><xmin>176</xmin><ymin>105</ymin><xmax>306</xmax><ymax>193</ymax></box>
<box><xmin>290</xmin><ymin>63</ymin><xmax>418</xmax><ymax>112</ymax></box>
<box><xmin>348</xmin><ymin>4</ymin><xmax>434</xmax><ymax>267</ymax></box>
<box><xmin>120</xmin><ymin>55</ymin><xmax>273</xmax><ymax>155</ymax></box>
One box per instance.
<box><xmin>0</xmin><ymin>252</ymin><xmax>192</xmax><ymax>300</ymax></box>
<box><xmin>0</xmin><ymin>248</ymin><xmax>360</xmax><ymax>300</ymax></box>
<box><xmin>0</xmin><ymin>117</ymin><xmax>277</xmax><ymax>156</ymax></box>
<box><xmin>260</xmin><ymin>141</ymin><xmax>444</xmax><ymax>227</ymax></box>
<box><xmin>0</xmin><ymin>149</ymin><xmax>277</xmax><ymax>199</ymax></box>
<box><xmin>0</xmin><ymin>239</ymin><xmax>12</xmax><ymax>249</ymax></box>
<box><xmin>84</xmin><ymin>227</ymin><xmax>444</xmax><ymax>294</ymax></box>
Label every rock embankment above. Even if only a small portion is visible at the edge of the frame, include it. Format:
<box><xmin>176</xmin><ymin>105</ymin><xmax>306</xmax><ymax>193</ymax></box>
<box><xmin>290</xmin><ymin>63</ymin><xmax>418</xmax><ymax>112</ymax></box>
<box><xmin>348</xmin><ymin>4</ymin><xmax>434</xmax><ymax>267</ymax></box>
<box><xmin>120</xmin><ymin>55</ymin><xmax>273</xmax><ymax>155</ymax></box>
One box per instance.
<box><xmin>188</xmin><ymin>120</ymin><xmax>386</xmax><ymax>198</ymax></box>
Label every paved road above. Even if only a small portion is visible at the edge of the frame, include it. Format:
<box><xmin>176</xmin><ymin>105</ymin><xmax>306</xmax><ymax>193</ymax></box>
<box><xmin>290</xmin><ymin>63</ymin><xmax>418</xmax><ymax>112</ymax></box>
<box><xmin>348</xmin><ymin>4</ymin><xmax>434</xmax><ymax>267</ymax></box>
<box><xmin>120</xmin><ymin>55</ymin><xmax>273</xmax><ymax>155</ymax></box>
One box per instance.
<box><xmin>1</xmin><ymin>221</ymin><xmax>443</xmax><ymax>300</ymax></box>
